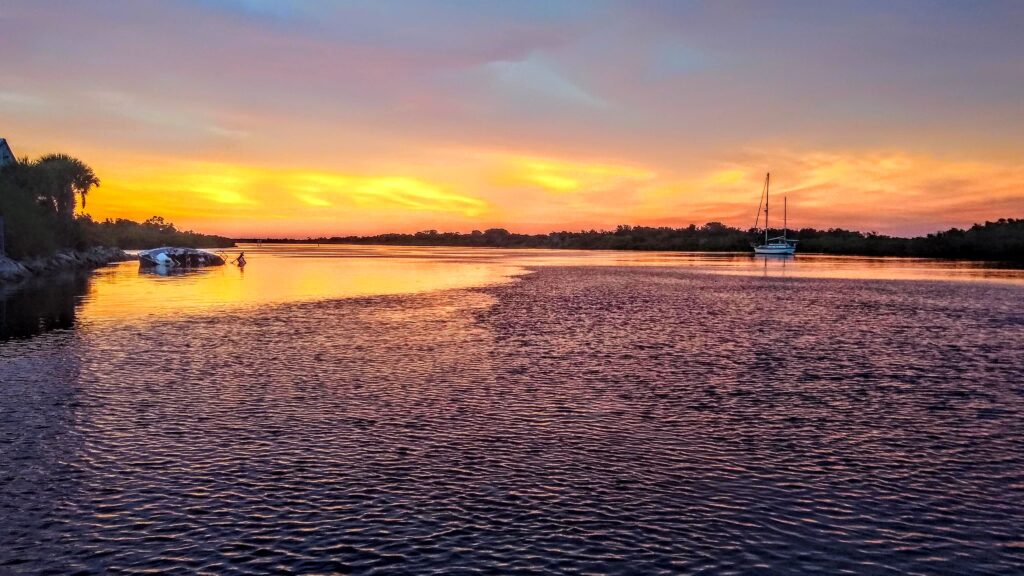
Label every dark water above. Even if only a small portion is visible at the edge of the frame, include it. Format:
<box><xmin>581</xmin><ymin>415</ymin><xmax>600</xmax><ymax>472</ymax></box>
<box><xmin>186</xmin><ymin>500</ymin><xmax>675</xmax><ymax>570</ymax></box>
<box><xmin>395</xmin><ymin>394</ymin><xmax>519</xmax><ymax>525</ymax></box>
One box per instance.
<box><xmin>0</xmin><ymin>273</ymin><xmax>88</xmax><ymax>341</ymax></box>
<box><xmin>2</xmin><ymin>264</ymin><xmax>1023</xmax><ymax>574</ymax></box>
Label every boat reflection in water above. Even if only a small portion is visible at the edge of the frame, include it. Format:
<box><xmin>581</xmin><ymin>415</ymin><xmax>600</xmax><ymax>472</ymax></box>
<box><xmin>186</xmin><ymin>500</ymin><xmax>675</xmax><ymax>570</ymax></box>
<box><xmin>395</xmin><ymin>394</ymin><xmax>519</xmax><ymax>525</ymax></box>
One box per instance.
<box><xmin>139</xmin><ymin>264</ymin><xmax>223</xmax><ymax>278</ymax></box>
<box><xmin>757</xmin><ymin>253</ymin><xmax>795</xmax><ymax>277</ymax></box>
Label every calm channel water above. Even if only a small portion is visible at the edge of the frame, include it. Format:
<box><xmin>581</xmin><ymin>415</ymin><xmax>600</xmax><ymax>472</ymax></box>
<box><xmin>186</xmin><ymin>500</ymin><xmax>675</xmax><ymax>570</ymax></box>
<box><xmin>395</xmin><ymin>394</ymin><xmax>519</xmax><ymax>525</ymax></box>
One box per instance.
<box><xmin>2</xmin><ymin>245</ymin><xmax>1023</xmax><ymax>574</ymax></box>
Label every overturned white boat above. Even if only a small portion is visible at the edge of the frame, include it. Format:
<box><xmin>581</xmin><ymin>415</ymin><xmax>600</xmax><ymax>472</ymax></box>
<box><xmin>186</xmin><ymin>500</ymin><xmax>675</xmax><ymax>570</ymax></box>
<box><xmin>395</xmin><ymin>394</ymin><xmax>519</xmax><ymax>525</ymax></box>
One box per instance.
<box><xmin>138</xmin><ymin>247</ymin><xmax>225</xmax><ymax>268</ymax></box>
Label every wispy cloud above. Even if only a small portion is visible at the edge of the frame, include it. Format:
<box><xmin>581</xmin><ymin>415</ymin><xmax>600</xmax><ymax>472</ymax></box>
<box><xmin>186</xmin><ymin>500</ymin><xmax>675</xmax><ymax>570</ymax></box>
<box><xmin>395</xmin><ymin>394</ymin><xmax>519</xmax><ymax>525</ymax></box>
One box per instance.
<box><xmin>483</xmin><ymin>53</ymin><xmax>606</xmax><ymax>109</ymax></box>
<box><xmin>0</xmin><ymin>90</ymin><xmax>51</xmax><ymax>111</ymax></box>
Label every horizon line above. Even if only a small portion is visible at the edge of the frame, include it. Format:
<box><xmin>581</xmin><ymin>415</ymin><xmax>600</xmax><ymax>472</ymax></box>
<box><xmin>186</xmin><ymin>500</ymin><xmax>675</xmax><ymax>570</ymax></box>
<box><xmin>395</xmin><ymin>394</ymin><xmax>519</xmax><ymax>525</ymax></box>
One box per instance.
<box><xmin>223</xmin><ymin>217</ymin><xmax>1021</xmax><ymax>242</ymax></box>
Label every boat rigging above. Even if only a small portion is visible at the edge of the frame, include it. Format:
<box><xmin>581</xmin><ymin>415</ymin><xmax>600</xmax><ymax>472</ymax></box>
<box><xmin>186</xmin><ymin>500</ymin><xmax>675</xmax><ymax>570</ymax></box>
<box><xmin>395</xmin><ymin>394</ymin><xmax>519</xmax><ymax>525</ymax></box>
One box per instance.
<box><xmin>752</xmin><ymin>172</ymin><xmax>798</xmax><ymax>256</ymax></box>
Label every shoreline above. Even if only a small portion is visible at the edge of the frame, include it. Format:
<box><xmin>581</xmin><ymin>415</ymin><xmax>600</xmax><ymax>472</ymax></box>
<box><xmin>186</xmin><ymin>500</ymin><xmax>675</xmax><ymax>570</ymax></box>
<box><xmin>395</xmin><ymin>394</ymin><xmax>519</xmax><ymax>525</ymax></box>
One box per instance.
<box><xmin>230</xmin><ymin>218</ymin><xmax>1023</xmax><ymax>262</ymax></box>
<box><xmin>235</xmin><ymin>240</ymin><xmax>1024</xmax><ymax>266</ymax></box>
<box><xmin>0</xmin><ymin>246</ymin><xmax>135</xmax><ymax>285</ymax></box>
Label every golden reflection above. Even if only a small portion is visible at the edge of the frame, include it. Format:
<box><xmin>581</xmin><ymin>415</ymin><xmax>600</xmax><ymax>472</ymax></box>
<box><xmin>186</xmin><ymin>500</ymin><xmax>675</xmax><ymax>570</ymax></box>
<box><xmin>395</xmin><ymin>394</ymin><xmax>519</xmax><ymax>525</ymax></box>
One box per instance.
<box><xmin>79</xmin><ymin>246</ymin><xmax>526</xmax><ymax>324</ymax></box>
<box><xmin>77</xmin><ymin>245</ymin><xmax>1024</xmax><ymax>329</ymax></box>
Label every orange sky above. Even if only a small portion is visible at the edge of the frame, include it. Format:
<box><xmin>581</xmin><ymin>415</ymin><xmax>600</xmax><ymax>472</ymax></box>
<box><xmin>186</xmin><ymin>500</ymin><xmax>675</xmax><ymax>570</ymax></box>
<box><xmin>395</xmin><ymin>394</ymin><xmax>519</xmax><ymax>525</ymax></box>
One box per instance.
<box><xmin>4</xmin><ymin>1</ymin><xmax>1022</xmax><ymax>237</ymax></box>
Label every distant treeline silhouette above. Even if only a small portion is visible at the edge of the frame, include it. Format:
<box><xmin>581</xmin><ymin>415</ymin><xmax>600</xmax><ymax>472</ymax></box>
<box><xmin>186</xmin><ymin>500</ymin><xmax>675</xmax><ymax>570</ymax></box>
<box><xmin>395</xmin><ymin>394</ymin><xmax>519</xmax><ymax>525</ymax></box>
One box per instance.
<box><xmin>0</xmin><ymin>154</ymin><xmax>233</xmax><ymax>258</ymax></box>
<box><xmin>244</xmin><ymin>219</ymin><xmax>1024</xmax><ymax>261</ymax></box>
<box><xmin>80</xmin><ymin>216</ymin><xmax>235</xmax><ymax>251</ymax></box>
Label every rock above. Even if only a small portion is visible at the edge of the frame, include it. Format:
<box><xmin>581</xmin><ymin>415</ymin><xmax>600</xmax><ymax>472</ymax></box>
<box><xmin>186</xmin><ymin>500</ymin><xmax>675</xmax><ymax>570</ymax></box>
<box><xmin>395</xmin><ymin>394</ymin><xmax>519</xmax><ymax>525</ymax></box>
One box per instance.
<box><xmin>0</xmin><ymin>246</ymin><xmax>133</xmax><ymax>286</ymax></box>
<box><xmin>0</xmin><ymin>255</ymin><xmax>29</xmax><ymax>282</ymax></box>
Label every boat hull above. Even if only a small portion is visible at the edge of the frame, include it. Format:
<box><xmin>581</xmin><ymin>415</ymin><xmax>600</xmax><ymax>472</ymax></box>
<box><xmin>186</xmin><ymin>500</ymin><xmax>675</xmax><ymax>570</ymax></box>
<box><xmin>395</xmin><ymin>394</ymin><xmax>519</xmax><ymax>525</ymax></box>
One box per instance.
<box><xmin>138</xmin><ymin>247</ymin><xmax>225</xmax><ymax>268</ymax></box>
<box><xmin>754</xmin><ymin>244</ymin><xmax>796</xmax><ymax>255</ymax></box>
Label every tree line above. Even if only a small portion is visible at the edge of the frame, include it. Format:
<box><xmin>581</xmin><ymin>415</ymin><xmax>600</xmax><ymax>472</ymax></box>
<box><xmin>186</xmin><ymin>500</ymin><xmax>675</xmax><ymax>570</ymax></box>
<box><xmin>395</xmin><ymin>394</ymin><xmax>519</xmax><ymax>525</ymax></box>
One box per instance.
<box><xmin>246</xmin><ymin>219</ymin><xmax>1024</xmax><ymax>261</ymax></box>
<box><xmin>0</xmin><ymin>154</ymin><xmax>233</xmax><ymax>258</ymax></box>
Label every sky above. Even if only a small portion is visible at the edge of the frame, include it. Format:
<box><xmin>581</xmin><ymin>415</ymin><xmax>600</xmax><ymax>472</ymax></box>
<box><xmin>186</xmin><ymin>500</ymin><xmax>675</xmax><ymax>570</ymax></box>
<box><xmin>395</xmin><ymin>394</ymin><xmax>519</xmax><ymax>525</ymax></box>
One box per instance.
<box><xmin>2</xmin><ymin>0</ymin><xmax>1023</xmax><ymax>237</ymax></box>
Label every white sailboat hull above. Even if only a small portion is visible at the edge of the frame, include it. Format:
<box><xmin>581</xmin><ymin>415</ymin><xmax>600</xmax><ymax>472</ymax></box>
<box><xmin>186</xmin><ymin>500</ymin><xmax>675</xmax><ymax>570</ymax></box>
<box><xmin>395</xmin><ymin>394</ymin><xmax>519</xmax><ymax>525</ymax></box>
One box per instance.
<box><xmin>754</xmin><ymin>244</ymin><xmax>796</xmax><ymax>255</ymax></box>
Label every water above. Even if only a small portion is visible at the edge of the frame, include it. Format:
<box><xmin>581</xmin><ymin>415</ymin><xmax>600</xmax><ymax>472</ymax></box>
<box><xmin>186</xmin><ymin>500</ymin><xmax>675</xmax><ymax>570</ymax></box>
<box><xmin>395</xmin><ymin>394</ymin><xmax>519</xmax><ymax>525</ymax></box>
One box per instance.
<box><xmin>2</xmin><ymin>246</ymin><xmax>1023</xmax><ymax>574</ymax></box>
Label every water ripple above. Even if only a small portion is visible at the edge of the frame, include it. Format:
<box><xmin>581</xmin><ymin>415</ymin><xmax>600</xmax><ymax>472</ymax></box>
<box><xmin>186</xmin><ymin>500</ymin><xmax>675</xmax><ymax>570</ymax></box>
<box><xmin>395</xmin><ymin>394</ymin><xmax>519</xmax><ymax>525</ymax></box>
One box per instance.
<box><xmin>1</xmin><ymin>267</ymin><xmax>1022</xmax><ymax>574</ymax></box>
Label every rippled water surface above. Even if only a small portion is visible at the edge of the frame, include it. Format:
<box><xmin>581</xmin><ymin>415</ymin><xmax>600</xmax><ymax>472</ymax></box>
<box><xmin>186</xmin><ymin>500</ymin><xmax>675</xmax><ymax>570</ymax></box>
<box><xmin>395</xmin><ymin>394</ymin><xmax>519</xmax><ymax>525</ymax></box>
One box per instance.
<box><xmin>2</xmin><ymin>246</ymin><xmax>1023</xmax><ymax>574</ymax></box>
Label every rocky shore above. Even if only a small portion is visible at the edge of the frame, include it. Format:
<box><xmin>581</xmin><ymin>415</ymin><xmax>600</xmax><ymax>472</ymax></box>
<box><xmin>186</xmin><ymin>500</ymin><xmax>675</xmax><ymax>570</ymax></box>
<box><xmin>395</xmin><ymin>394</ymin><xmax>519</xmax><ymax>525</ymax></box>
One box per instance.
<box><xmin>0</xmin><ymin>246</ymin><xmax>134</xmax><ymax>284</ymax></box>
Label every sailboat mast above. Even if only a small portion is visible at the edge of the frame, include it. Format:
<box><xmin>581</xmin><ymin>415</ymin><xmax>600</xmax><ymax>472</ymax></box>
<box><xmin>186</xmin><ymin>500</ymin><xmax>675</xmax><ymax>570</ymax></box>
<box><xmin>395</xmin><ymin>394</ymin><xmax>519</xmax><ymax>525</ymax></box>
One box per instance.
<box><xmin>764</xmin><ymin>172</ymin><xmax>770</xmax><ymax>245</ymax></box>
<box><xmin>784</xmin><ymin>195</ymin><xmax>787</xmax><ymax>241</ymax></box>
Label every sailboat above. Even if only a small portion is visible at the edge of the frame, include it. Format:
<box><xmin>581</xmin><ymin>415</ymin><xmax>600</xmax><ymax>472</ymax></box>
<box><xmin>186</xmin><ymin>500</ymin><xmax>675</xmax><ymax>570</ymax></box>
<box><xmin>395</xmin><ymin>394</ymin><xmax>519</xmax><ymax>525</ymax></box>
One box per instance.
<box><xmin>752</xmin><ymin>172</ymin><xmax>798</xmax><ymax>255</ymax></box>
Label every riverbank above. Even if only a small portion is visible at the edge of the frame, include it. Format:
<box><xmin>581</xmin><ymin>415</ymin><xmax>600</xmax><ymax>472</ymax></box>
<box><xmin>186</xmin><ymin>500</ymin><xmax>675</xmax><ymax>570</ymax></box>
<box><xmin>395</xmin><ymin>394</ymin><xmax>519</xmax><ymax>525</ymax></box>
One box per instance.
<box><xmin>241</xmin><ymin>218</ymin><xmax>1023</xmax><ymax>261</ymax></box>
<box><xmin>0</xmin><ymin>246</ymin><xmax>134</xmax><ymax>284</ymax></box>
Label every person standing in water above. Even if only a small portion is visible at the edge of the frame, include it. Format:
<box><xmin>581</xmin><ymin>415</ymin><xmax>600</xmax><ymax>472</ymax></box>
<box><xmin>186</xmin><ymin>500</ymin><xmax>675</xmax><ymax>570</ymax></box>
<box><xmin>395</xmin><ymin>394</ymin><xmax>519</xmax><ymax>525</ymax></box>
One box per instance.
<box><xmin>232</xmin><ymin>251</ymin><xmax>246</xmax><ymax>267</ymax></box>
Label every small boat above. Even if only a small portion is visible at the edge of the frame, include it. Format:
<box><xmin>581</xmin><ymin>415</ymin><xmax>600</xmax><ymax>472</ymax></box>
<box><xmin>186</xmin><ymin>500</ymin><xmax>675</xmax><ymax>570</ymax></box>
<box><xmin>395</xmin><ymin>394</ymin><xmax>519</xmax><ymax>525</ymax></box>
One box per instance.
<box><xmin>138</xmin><ymin>247</ymin><xmax>226</xmax><ymax>268</ymax></box>
<box><xmin>752</xmin><ymin>172</ymin><xmax>798</xmax><ymax>255</ymax></box>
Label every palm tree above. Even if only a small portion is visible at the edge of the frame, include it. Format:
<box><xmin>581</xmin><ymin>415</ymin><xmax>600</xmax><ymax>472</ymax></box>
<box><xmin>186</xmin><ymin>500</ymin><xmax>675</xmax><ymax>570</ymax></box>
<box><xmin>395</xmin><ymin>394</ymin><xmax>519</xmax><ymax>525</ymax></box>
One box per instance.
<box><xmin>34</xmin><ymin>154</ymin><xmax>100</xmax><ymax>218</ymax></box>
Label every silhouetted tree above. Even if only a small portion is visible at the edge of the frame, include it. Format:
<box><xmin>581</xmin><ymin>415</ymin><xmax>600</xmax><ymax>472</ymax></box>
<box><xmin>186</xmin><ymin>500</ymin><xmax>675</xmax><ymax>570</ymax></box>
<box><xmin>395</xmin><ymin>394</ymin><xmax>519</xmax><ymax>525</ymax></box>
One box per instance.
<box><xmin>0</xmin><ymin>153</ymin><xmax>231</xmax><ymax>257</ymax></box>
<box><xmin>34</xmin><ymin>153</ymin><xmax>99</xmax><ymax>218</ymax></box>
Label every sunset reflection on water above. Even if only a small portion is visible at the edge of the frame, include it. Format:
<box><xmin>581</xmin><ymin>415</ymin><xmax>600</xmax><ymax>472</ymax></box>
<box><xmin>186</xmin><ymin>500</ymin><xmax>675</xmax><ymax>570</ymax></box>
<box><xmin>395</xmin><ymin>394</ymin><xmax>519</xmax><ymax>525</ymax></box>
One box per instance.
<box><xmin>81</xmin><ymin>245</ymin><xmax>525</xmax><ymax>323</ymax></box>
<box><xmin>75</xmin><ymin>244</ymin><xmax>1024</xmax><ymax>326</ymax></box>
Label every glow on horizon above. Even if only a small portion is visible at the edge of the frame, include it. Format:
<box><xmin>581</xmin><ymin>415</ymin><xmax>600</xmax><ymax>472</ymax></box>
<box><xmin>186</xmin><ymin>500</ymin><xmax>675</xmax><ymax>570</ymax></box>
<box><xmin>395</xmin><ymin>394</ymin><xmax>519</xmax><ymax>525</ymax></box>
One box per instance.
<box><xmin>3</xmin><ymin>0</ymin><xmax>1023</xmax><ymax>237</ymax></box>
